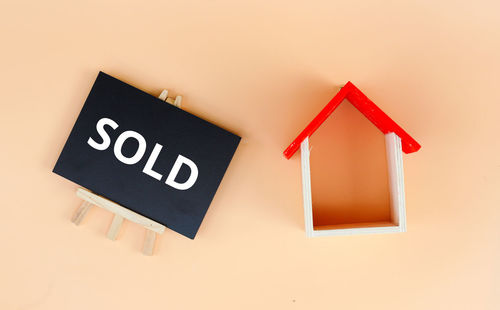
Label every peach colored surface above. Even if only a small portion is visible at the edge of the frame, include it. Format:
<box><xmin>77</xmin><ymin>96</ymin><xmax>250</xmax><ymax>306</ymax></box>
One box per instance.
<box><xmin>309</xmin><ymin>99</ymin><xmax>392</xmax><ymax>227</ymax></box>
<box><xmin>1</xmin><ymin>0</ymin><xmax>499</xmax><ymax>309</ymax></box>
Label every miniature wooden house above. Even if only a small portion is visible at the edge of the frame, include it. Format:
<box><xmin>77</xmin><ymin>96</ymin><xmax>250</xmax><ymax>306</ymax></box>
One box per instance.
<box><xmin>284</xmin><ymin>82</ymin><xmax>420</xmax><ymax>237</ymax></box>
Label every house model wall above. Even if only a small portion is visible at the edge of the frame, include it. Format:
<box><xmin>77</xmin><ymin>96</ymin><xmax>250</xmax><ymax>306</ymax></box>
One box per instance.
<box><xmin>284</xmin><ymin>82</ymin><xmax>420</xmax><ymax>237</ymax></box>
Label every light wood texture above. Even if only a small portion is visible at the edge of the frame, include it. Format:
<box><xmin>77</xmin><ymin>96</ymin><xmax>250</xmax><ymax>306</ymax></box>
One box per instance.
<box><xmin>106</xmin><ymin>214</ymin><xmax>124</xmax><ymax>240</ymax></box>
<box><xmin>300</xmin><ymin>133</ymin><xmax>407</xmax><ymax>237</ymax></box>
<box><xmin>385</xmin><ymin>132</ymin><xmax>406</xmax><ymax>231</ymax></box>
<box><xmin>76</xmin><ymin>188</ymin><xmax>166</xmax><ymax>234</ymax></box>
<box><xmin>174</xmin><ymin>95</ymin><xmax>182</xmax><ymax>108</ymax></box>
<box><xmin>142</xmin><ymin>230</ymin><xmax>157</xmax><ymax>256</ymax></box>
<box><xmin>158</xmin><ymin>89</ymin><xmax>168</xmax><ymax>101</ymax></box>
<box><xmin>312</xmin><ymin>223</ymin><xmax>402</xmax><ymax>237</ymax></box>
<box><xmin>71</xmin><ymin>200</ymin><xmax>92</xmax><ymax>225</ymax></box>
<box><xmin>300</xmin><ymin>137</ymin><xmax>314</xmax><ymax>237</ymax></box>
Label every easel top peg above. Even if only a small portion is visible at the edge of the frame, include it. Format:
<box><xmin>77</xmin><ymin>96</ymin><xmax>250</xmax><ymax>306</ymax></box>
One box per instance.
<box><xmin>159</xmin><ymin>89</ymin><xmax>182</xmax><ymax>108</ymax></box>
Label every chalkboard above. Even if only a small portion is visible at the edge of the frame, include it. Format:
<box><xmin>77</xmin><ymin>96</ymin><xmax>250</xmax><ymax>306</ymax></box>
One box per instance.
<box><xmin>53</xmin><ymin>72</ymin><xmax>241</xmax><ymax>239</ymax></box>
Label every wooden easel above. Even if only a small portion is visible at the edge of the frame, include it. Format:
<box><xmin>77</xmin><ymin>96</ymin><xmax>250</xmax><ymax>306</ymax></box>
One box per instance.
<box><xmin>71</xmin><ymin>90</ymin><xmax>182</xmax><ymax>255</ymax></box>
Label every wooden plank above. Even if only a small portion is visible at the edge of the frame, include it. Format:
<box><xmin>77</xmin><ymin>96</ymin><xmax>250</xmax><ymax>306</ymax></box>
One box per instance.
<box><xmin>300</xmin><ymin>137</ymin><xmax>314</xmax><ymax>237</ymax></box>
<box><xmin>106</xmin><ymin>214</ymin><xmax>124</xmax><ymax>240</ymax></box>
<box><xmin>312</xmin><ymin>224</ymin><xmax>402</xmax><ymax>237</ymax></box>
<box><xmin>142</xmin><ymin>230</ymin><xmax>157</xmax><ymax>256</ymax></box>
<box><xmin>76</xmin><ymin>188</ymin><xmax>166</xmax><ymax>234</ymax></box>
<box><xmin>71</xmin><ymin>200</ymin><xmax>92</xmax><ymax>225</ymax></box>
<box><xmin>385</xmin><ymin>132</ymin><xmax>406</xmax><ymax>231</ymax></box>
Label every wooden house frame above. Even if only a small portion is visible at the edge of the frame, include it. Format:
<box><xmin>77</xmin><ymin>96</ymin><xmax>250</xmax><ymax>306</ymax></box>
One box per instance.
<box><xmin>283</xmin><ymin>82</ymin><xmax>420</xmax><ymax>237</ymax></box>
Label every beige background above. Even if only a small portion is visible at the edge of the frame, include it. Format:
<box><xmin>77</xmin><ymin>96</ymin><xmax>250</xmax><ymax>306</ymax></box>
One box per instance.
<box><xmin>1</xmin><ymin>0</ymin><xmax>499</xmax><ymax>309</ymax></box>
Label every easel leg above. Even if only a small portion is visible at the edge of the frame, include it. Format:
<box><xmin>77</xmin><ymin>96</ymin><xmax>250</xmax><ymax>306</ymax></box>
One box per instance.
<box><xmin>106</xmin><ymin>214</ymin><xmax>124</xmax><ymax>240</ymax></box>
<box><xmin>71</xmin><ymin>201</ymin><xmax>92</xmax><ymax>225</ymax></box>
<box><xmin>142</xmin><ymin>230</ymin><xmax>157</xmax><ymax>256</ymax></box>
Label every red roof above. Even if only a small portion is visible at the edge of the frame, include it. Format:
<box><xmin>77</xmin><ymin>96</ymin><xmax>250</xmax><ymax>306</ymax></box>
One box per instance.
<box><xmin>283</xmin><ymin>81</ymin><xmax>421</xmax><ymax>159</ymax></box>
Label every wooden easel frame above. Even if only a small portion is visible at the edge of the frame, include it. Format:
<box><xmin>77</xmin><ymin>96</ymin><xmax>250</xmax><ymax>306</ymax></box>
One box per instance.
<box><xmin>71</xmin><ymin>90</ymin><xmax>182</xmax><ymax>255</ymax></box>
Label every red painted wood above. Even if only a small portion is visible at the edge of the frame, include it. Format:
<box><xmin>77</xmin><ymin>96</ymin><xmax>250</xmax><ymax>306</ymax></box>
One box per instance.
<box><xmin>283</xmin><ymin>81</ymin><xmax>421</xmax><ymax>159</ymax></box>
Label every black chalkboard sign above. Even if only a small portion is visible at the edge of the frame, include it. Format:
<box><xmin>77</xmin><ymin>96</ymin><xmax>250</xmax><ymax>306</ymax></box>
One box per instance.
<box><xmin>53</xmin><ymin>72</ymin><xmax>240</xmax><ymax>239</ymax></box>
